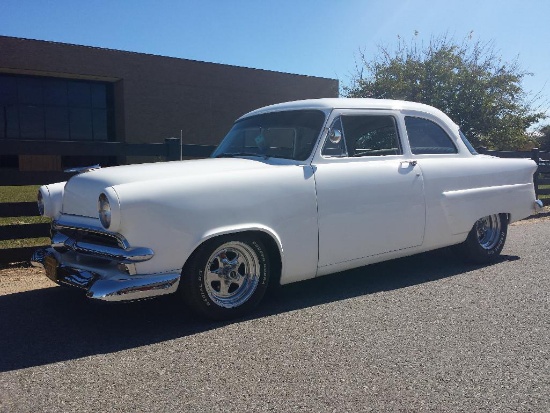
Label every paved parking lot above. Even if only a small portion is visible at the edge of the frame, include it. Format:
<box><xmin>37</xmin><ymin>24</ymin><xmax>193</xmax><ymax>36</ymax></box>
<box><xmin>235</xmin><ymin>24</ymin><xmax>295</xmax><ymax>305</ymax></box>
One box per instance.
<box><xmin>0</xmin><ymin>218</ymin><xmax>549</xmax><ymax>412</ymax></box>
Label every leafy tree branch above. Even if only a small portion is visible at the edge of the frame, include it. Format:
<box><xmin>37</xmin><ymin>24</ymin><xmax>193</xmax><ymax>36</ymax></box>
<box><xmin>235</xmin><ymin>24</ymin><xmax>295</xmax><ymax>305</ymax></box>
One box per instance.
<box><xmin>345</xmin><ymin>34</ymin><xmax>547</xmax><ymax>150</ymax></box>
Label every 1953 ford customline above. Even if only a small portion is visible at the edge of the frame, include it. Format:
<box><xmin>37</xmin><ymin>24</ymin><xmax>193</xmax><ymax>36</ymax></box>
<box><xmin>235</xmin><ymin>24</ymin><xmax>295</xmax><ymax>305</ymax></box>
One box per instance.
<box><xmin>32</xmin><ymin>98</ymin><xmax>543</xmax><ymax>319</ymax></box>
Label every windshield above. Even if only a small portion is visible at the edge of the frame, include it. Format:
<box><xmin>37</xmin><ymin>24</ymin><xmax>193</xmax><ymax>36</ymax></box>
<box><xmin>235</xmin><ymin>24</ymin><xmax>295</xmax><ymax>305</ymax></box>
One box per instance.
<box><xmin>212</xmin><ymin>110</ymin><xmax>326</xmax><ymax>161</ymax></box>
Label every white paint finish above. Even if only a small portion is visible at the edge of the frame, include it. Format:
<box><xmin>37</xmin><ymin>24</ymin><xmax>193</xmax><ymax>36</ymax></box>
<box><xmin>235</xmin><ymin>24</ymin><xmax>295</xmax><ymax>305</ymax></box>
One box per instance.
<box><xmin>109</xmin><ymin>161</ymin><xmax>319</xmax><ymax>284</ymax></box>
<box><xmin>241</xmin><ymin>98</ymin><xmax>454</xmax><ymax>124</ymax></box>
<box><xmin>47</xmin><ymin>98</ymin><xmax>540</xmax><ymax>291</ymax></box>
<box><xmin>313</xmin><ymin>157</ymin><xmax>426</xmax><ymax>267</ymax></box>
<box><xmin>39</xmin><ymin>181</ymin><xmax>66</xmax><ymax>219</ymax></box>
<box><xmin>62</xmin><ymin>158</ymin><xmax>286</xmax><ymax>218</ymax></box>
<box><xmin>416</xmin><ymin>156</ymin><xmax>538</xmax><ymax>249</ymax></box>
<box><xmin>442</xmin><ymin>183</ymin><xmax>535</xmax><ymax>234</ymax></box>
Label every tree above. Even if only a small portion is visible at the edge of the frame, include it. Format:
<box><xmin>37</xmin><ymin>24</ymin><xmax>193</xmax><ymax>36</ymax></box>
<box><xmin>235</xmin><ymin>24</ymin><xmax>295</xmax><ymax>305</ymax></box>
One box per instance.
<box><xmin>536</xmin><ymin>125</ymin><xmax>550</xmax><ymax>150</ymax></box>
<box><xmin>345</xmin><ymin>34</ymin><xmax>546</xmax><ymax>150</ymax></box>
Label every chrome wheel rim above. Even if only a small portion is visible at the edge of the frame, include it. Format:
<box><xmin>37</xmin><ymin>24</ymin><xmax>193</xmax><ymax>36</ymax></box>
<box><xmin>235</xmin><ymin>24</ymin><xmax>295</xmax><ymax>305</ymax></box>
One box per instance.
<box><xmin>475</xmin><ymin>215</ymin><xmax>501</xmax><ymax>250</ymax></box>
<box><xmin>203</xmin><ymin>241</ymin><xmax>261</xmax><ymax>308</ymax></box>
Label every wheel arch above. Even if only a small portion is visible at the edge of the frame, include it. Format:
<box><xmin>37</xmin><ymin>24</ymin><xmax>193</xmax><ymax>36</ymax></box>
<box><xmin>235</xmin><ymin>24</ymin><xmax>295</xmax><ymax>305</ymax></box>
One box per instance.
<box><xmin>458</xmin><ymin>211</ymin><xmax>510</xmax><ymax>241</ymax></box>
<box><xmin>469</xmin><ymin>211</ymin><xmax>510</xmax><ymax>229</ymax></box>
<box><xmin>183</xmin><ymin>225</ymin><xmax>284</xmax><ymax>286</ymax></box>
<box><xmin>453</xmin><ymin>212</ymin><xmax>509</xmax><ymax>264</ymax></box>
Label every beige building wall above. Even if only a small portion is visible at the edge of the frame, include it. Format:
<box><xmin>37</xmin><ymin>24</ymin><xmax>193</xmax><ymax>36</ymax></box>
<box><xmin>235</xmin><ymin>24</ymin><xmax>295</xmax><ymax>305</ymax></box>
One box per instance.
<box><xmin>0</xmin><ymin>36</ymin><xmax>339</xmax><ymax>147</ymax></box>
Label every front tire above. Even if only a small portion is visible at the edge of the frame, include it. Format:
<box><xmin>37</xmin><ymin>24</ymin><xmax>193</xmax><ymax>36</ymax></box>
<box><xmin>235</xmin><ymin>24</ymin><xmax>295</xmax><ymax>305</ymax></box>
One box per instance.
<box><xmin>455</xmin><ymin>214</ymin><xmax>508</xmax><ymax>264</ymax></box>
<box><xmin>180</xmin><ymin>234</ymin><xmax>270</xmax><ymax>320</ymax></box>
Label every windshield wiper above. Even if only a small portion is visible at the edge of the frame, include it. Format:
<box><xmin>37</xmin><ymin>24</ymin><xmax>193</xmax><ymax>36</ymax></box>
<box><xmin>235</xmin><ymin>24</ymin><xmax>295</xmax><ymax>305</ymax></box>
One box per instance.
<box><xmin>215</xmin><ymin>152</ymin><xmax>269</xmax><ymax>159</ymax></box>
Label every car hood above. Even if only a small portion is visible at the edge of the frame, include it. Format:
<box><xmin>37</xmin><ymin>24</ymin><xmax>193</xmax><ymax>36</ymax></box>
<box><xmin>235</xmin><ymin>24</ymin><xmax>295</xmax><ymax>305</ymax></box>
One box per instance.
<box><xmin>62</xmin><ymin>157</ymin><xmax>290</xmax><ymax>218</ymax></box>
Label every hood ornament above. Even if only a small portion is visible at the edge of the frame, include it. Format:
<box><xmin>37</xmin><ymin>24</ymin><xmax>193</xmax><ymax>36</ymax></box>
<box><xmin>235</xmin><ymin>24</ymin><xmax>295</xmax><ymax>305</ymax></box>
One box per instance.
<box><xmin>64</xmin><ymin>164</ymin><xmax>101</xmax><ymax>174</ymax></box>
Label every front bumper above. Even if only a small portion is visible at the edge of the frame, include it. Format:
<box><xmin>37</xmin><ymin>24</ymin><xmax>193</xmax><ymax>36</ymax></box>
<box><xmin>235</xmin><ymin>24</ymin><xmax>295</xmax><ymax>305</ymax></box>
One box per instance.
<box><xmin>31</xmin><ymin>247</ymin><xmax>181</xmax><ymax>302</ymax></box>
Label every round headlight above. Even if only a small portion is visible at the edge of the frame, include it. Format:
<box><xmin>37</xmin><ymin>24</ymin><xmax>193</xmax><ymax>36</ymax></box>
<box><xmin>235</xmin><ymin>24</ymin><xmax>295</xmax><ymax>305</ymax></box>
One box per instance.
<box><xmin>37</xmin><ymin>190</ymin><xmax>45</xmax><ymax>216</ymax></box>
<box><xmin>98</xmin><ymin>193</ymin><xmax>112</xmax><ymax>229</ymax></box>
<box><xmin>37</xmin><ymin>183</ymin><xmax>66</xmax><ymax>219</ymax></box>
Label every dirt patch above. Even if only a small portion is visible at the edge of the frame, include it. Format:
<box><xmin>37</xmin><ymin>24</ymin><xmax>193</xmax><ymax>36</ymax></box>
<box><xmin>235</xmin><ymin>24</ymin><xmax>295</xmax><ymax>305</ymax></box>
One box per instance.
<box><xmin>0</xmin><ymin>264</ymin><xmax>56</xmax><ymax>296</ymax></box>
<box><xmin>511</xmin><ymin>206</ymin><xmax>550</xmax><ymax>226</ymax></box>
<box><xmin>512</xmin><ymin>215</ymin><xmax>550</xmax><ymax>225</ymax></box>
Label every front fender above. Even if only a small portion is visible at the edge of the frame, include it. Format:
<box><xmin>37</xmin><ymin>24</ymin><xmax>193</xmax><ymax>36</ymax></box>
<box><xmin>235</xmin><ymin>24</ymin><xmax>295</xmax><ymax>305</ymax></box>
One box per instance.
<box><xmin>113</xmin><ymin>164</ymin><xmax>319</xmax><ymax>284</ymax></box>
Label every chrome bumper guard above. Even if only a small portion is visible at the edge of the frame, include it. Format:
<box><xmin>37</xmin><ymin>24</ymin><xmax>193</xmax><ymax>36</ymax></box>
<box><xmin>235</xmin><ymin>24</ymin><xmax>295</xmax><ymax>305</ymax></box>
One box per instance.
<box><xmin>51</xmin><ymin>232</ymin><xmax>154</xmax><ymax>263</ymax></box>
<box><xmin>534</xmin><ymin>199</ymin><xmax>544</xmax><ymax>213</ymax></box>
<box><xmin>31</xmin><ymin>248</ymin><xmax>180</xmax><ymax>301</ymax></box>
<box><xmin>32</xmin><ymin>220</ymin><xmax>180</xmax><ymax>301</ymax></box>
<box><xmin>50</xmin><ymin>220</ymin><xmax>154</xmax><ymax>263</ymax></box>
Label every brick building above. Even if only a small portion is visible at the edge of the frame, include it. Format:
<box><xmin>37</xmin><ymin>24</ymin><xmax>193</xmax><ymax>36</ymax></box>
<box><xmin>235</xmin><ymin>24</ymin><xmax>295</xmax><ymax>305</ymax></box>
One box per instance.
<box><xmin>0</xmin><ymin>36</ymin><xmax>338</xmax><ymax>170</ymax></box>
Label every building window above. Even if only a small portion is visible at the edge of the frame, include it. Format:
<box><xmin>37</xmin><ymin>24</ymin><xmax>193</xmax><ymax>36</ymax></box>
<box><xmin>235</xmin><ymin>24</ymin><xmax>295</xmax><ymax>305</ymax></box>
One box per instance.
<box><xmin>0</xmin><ymin>73</ymin><xmax>114</xmax><ymax>141</ymax></box>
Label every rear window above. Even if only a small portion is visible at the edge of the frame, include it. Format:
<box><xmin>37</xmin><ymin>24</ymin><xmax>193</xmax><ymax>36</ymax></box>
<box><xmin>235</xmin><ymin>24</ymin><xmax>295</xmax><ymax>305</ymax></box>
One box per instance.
<box><xmin>405</xmin><ymin>117</ymin><xmax>457</xmax><ymax>154</ymax></box>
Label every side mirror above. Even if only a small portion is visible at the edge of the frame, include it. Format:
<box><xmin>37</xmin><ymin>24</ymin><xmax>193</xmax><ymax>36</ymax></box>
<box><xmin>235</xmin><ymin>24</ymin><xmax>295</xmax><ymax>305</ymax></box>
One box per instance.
<box><xmin>329</xmin><ymin>128</ymin><xmax>343</xmax><ymax>144</ymax></box>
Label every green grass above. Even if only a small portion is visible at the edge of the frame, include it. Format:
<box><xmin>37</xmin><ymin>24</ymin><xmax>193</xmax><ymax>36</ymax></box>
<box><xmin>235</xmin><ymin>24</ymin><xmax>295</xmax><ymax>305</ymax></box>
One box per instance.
<box><xmin>0</xmin><ymin>215</ymin><xmax>47</xmax><ymax>225</ymax></box>
<box><xmin>539</xmin><ymin>182</ymin><xmax>550</xmax><ymax>201</ymax></box>
<box><xmin>1</xmin><ymin>237</ymin><xmax>50</xmax><ymax>249</ymax></box>
<box><xmin>0</xmin><ymin>185</ymin><xmax>41</xmax><ymax>202</ymax></box>
<box><xmin>0</xmin><ymin>185</ymin><xmax>50</xmax><ymax>249</ymax></box>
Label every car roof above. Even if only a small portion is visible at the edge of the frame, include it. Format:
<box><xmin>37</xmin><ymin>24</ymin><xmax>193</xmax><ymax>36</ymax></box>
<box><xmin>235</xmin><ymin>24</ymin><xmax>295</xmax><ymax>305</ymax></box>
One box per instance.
<box><xmin>239</xmin><ymin>98</ymin><xmax>452</xmax><ymax>123</ymax></box>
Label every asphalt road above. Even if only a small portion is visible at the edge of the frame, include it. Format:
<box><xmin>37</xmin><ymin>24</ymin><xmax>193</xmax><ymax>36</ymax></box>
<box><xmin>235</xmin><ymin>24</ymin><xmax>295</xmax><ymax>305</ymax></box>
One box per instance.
<box><xmin>1</xmin><ymin>219</ymin><xmax>549</xmax><ymax>412</ymax></box>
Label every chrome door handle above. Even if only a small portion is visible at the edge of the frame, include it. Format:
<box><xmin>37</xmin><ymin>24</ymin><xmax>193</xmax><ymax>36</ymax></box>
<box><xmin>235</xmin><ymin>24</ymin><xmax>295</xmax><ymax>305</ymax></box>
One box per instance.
<box><xmin>400</xmin><ymin>160</ymin><xmax>417</xmax><ymax>167</ymax></box>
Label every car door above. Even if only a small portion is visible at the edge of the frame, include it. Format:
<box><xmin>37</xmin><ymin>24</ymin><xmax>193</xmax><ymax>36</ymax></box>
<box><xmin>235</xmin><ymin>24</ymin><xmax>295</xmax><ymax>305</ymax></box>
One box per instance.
<box><xmin>313</xmin><ymin>110</ymin><xmax>426</xmax><ymax>269</ymax></box>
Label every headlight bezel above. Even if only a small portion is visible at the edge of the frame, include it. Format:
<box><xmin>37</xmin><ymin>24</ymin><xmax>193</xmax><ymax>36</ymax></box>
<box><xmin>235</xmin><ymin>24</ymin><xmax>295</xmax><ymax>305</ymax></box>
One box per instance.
<box><xmin>98</xmin><ymin>188</ymin><xmax>121</xmax><ymax>232</ymax></box>
<box><xmin>98</xmin><ymin>193</ymin><xmax>112</xmax><ymax>229</ymax></box>
<box><xmin>37</xmin><ymin>182</ymin><xmax>66</xmax><ymax>219</ymax></box>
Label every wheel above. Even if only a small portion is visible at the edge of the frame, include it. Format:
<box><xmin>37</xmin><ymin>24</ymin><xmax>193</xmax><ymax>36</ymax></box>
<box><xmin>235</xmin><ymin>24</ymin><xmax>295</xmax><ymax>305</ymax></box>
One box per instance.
<box><xmin>455</xmin><ymin>214</ymin><xmax>508</xmax><ymax>264</ymax></box>
<box><xmin>180</xmin><ymin>234</ymin><xmax>270</xmax><ymax>320</ymax></box>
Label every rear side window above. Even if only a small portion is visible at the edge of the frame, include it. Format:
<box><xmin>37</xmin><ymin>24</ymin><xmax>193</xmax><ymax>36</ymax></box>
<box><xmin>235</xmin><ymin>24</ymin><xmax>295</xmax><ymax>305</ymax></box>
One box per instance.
<box><xmin>405</xmin><ymin>117</ymin><xmax>457</xmax><ymax>154</ymax></box>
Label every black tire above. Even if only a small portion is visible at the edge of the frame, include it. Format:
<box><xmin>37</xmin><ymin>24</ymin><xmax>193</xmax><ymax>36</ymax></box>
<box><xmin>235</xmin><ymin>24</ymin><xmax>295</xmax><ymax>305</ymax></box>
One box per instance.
<box><xmin>180</xmin><ymin>234</ymin><xmax>270</xmax><ymax>320</ymax></box>
<box><xmin>455</xmin><ymin>213</ymin><xmax>508</xmax><ymax>264</ymax></box>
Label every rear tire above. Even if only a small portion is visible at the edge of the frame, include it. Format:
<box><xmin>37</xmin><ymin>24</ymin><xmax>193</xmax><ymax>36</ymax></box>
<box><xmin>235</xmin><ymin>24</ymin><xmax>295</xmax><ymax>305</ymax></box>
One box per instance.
<box><xmin>455</xmin><ymin>214</ymin><xmax>508</xmax><ymax>264</ymax></box>
<box><xmin>180</xmin><ymin>234</ymin><xmax>270</xmax><ymax>320</ymax></box>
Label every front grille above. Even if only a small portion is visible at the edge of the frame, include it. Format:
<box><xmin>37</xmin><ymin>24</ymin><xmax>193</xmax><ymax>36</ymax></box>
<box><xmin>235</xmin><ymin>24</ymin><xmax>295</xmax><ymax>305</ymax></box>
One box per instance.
<box><xmin>53</xmin><ymin>223</ymin><xmax>127</xmax><ymax>249</ymax></box>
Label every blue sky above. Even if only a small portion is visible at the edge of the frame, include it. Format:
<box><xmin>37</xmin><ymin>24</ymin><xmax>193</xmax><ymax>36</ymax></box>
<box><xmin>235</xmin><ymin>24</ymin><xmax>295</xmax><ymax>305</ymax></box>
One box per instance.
<box><xmin>1</xmin><ymin>0</ymin><xmax>549</xmax><ymax>122</ymax></box>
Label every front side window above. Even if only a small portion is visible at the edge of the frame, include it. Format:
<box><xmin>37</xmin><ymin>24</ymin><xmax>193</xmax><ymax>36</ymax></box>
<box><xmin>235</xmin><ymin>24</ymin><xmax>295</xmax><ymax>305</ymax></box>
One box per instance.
<box><xmin>322</xmin><ymin>117</ymin><xmax>348</xmax><ymax>157</ymax></box>
<box><xmin>405</xmin><ymin>116</ymin><xmax>457</xmax><ymax>154</ymax></box>
<box><xmin>212</xmin><ymin>110</ymin><xmax>325</xmax><ymax>161</ymax></box>
<box><xmin>322</xmin><ymin>114</ymin><xmax>401</xmax><ymax>157</ymax></box>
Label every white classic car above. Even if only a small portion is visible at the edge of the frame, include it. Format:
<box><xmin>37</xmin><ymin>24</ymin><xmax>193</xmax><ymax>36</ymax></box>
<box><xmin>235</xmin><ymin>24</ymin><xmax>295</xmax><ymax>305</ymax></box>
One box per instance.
<box><xmin>32</xmin><ymin>98</ymin><xmax>543</xmax><ymax>320</ymax></box>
